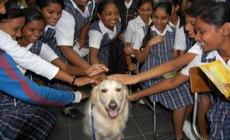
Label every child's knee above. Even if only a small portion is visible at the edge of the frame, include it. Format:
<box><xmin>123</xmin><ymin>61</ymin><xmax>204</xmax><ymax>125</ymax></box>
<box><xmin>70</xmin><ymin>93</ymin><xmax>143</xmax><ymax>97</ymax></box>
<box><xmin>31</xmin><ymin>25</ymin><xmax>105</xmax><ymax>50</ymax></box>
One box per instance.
<box><xmin>199</xmin><ymin>95</ymin><xmax>211</xmax><ymax>107</ymax></box>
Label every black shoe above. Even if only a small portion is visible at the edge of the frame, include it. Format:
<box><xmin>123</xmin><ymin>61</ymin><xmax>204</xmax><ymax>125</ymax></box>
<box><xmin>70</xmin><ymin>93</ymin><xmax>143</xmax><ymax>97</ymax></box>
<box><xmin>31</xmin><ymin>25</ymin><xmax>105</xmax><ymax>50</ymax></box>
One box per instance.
<box><xmin>62</xmin><ymin>105</ymin><xmax>84</xmax><ymax>120</ymax></box>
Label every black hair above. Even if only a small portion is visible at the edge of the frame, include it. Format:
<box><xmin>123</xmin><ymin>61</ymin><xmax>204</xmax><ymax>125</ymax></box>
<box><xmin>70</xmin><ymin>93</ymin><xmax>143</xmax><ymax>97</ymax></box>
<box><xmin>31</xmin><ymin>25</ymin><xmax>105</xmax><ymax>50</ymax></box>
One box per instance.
<box><xmin>140</xmin><ymin>2</ymin><xmax>172</xmax><ymax>50</ymax></box>
<box><xmin>170</xmin><ymin>0</ymin><xmax>183</xmax><ymax>20</ymax></box>
<box><xmin>198</xmin><ymin>2</ymin><xmax>230</xmax><ymax>27</ymax></box>
<box><xmin>36</xmin><ymin>0</ymin><xmax>64</xmax><ymax>10</ymax></box>
<box><xmin>97</xmin><ymin>0</ymin><xmax>117</xmax><ymax>14</ymax></box>
<box><xmin>170</xmin><ymin>0</ymin><xmax>181</xmax><ymax>6</ymax></box>
<box><xmin>136</xmin><ymin>0</ymin><xmax>153</xmax><ymax>10</ymax></box>
<box><xmin>154</xmin><ymin>2</ymin><xmax>172</xmax><ymax>16</ymax></box>
<box><xmin>0</xmin><ymin>0</ymin><xmax>23</xmax><ymax>21</ymax></box>
<box><xmin>22</xmin><ymin>7</ymin><xmax>44</xmax><ymax>25</ymax></box>
<box><xmin>25</xmin><ymin>0</ymin><xmax>37</xmax><ymax>8</ymax></box>
<box><xmin>184</xmin><ymin>0</ymin><xmax>214</xmax><ymax>18</ymax></box>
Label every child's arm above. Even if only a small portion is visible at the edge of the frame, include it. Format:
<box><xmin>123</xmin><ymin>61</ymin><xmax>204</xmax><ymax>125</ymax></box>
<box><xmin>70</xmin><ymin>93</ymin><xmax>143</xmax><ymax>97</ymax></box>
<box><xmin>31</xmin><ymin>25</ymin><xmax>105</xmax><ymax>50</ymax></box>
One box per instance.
<box><xmin>135</xmin><ymin>35</ymin><xmax>164</xmax><ymax>63</ymax></box>
<box><xmin>55</xmin><ymin>13</ymin><xmax>90</xmax><ymax>69</ymax></box>
<box><xmin>108</xmin><ymin>52</ymin><xmax>196</xmax><ymax>84</ymax></box>
<box><xmin>88</xmin><ymin>29</ymin><xmax>104</xmax><ymax>65</ymax></box>
<box><xmin>59</xmin><ymin>46</ymin><xmax>90</xmax><ymax>68</ymax></box>
<box><xmin>0</xmin><ymin>52</ymin><xmax>83</xmax><ymax>106</ymax></box>
<box><xmin>78</xmin><ymin>23</ymin><xmax>91</xmax><ymax>49</ymax></box>
<box><xmin>89</xmin><ymin>47</ymin><xmax>100</xmax><ymax>65</ymax></box>
<box><xmin>52</xmin><ymin>58</ymin><xmax>107</xmax><ymax>76</ymax></box>
<box><xmin>125</xmin><ymin>55</ymin><xmax>137</xmax><ymax>72</ymax></box>
<box><xmin>128</xmin><ymin>73</ymin><xmax>189</xmax><ymax>101</ymax></box>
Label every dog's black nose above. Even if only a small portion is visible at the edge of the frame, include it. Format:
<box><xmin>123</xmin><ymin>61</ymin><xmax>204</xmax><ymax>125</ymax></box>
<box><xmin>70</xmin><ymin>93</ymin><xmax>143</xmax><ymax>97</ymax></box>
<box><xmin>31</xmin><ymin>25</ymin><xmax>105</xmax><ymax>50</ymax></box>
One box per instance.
<box><xmin>109</xmin><ymin>100</ymin><xmax>117</xmax><ymax>110</ymax></box>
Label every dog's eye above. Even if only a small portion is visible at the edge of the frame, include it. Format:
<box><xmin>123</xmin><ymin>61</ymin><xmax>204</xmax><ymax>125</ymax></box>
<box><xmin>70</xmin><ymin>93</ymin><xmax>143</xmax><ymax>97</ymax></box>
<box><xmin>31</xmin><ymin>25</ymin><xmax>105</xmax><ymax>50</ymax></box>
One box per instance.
<box><xmin>116</xmin><ymin>88</ymin><xmax>121</xmax><ymax>92</ymax></box>
<box><xmin>101</xmin><ymin>89</ymin><xmax>107</xmax><ymax>93</ymax></box>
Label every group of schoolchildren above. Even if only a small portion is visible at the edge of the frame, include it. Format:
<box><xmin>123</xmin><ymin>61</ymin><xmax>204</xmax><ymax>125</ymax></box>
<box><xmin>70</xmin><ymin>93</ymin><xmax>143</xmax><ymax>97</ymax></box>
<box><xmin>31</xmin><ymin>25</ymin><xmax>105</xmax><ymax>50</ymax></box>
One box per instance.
<box><xmin>0</xmin><ymin>0</ymin><xmax>229</xmax><ymax>140</ymax></box>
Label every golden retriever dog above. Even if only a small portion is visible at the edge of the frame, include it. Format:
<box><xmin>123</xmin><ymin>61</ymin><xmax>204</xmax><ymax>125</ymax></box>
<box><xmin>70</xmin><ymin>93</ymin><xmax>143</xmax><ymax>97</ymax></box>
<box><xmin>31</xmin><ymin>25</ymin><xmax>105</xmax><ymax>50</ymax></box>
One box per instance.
<box><xmin>83</xmin><ymin>80</ymin><xmax>129</xmax><ymax>140</ymax></box>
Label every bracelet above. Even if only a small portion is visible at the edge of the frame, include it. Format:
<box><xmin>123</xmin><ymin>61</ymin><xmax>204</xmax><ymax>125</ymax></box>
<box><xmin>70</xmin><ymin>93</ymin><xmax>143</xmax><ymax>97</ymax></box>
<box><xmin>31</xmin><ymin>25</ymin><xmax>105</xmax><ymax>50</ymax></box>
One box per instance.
<box><xmin>71</xmin><ymin>76</ymin><xmax>77</xmax><ymax>85</ymax></box>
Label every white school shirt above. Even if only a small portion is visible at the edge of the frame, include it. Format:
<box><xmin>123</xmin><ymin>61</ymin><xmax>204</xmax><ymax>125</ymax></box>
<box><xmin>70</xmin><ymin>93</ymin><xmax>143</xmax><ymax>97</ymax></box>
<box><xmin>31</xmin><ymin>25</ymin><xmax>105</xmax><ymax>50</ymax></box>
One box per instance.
<box><xmin>125</xmin><ymin>16</ymin><xmax>152</xmax><ymax>50</ymax></box>
<box><xmin>151</xmin><ymin>24</ymin><xmax>173</xmax><ymax>36</ymax></box>
<box><xmin>132</xmin><ymin>24</ymin><xmax>173</xmax><ymax>50</ymax></box>
<box><xmin>180</xmin><ymin>50</ymin><xmax>230</xmax><ymax>76</ymax></box>
<box><xmin>173</xmin><ymin>26</ymin><xmax>186</xmax><ymax>51</ymax></box>
<box><xmin>26</xmin><ymin>43</ymin><xmax>58</xmax><ymax>62</ymax></box>
<box><xmin>55</xmin><ymin>0</ymin><xmax>92</xmax><ymax>46</ymax></box>
<box><xmin>55</xmin><ymin>0</ymin><xmax>94</xmax><ymax>57</ymax></box>
<box><xmin>169</xmin><ymin>17</ymin><xmax>180</xmax><ymax>29</ymax></box>
<box><xmin>187</xmin><ymin>42</ymin><xmax>203</xmax><ymax>55</ymax></box>
<box><xmin>0</xmin><ymin>30</ymin><xmax>59</xmax><ymax>80</ymax></box>
<box><xmin>124</xmin><ymin>0</ymin><xmax>133</xmax><ymax>9</ymax></box>
<box><xmin>88</xmin><ymin>20</ymin><xmax>117</xmax><ymax>49</ymax></box>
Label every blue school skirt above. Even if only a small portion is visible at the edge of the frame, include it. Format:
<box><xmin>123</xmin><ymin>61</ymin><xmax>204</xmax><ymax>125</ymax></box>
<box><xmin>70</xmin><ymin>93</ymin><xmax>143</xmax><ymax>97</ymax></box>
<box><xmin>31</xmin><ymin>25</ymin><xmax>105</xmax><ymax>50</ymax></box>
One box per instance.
<box><xmin>0</xmin><ymin>93</ymin><xmax>56</xmax><ymax>140</ymax></box>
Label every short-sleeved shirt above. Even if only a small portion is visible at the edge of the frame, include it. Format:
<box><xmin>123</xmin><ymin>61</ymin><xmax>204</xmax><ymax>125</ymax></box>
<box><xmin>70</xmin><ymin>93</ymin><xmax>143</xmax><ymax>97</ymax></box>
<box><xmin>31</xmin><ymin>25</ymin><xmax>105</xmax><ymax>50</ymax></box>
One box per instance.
<box><xmin>55</xmin><ymin>0</ymin><xmax>95</xmax><ymax>46</ymax></box>
<box><xmin>174</xmin><ymin>26</ymin><xmax>195</xmax><ymax>51</ymax></box>
<box><xmin>187</xmin><ymin>42</ymin><xmax>203</xmax><ymax>54</ymax></box>
<box><xmin>88</xmin><ymin>20</ymin><xmax>118</xmax><ymax>49</ymax></box>
<box><xmin>26</xmin><ymin>43</ymin><xmax>58</xmax><ymax>62</ymax></box>
<box><xmin>173</xmin><ymin>26</ymin><xmax>186</xmax><ymax>51</ymax></box>
<box><xmin>125</xmin><ymin>16</ymin><xmax>152</xmax><ymax>50</ymax></box>
<box><xmin>88</xmin><ymin>20</ymin><xmax>121</xmax><ymax>66</ymax></box>
<box><xmin>180</xmin><ymin>50</ymin><xmax>230</xmax><ymax>76</ymax></box>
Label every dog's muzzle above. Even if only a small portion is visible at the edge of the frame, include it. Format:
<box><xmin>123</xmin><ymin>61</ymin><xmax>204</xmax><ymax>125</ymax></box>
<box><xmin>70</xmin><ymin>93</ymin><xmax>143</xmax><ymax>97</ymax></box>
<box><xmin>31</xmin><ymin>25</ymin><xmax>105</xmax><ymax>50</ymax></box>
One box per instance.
<box><xmin>106</xmin><ymin>100</ymin><xmax>119</xmax><ymax>118</ymax></box>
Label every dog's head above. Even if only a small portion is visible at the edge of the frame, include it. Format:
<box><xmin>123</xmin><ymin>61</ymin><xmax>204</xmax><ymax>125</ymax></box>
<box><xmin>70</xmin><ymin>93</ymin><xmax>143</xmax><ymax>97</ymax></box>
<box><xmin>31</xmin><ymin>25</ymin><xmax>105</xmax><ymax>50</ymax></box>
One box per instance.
<box><xmin>91</xmin><ymin>80</ymin><xmax>129</xmax><ymax>118</ymax></box>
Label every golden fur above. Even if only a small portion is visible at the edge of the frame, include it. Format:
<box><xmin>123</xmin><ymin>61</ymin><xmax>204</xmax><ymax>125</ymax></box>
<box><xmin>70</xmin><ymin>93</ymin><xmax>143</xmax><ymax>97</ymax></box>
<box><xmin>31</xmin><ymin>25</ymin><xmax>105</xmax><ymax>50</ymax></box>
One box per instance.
<box><xmin>83</xmin><ymin>80</ymin><xmax>129</xmax><ymax>140</ymax></box>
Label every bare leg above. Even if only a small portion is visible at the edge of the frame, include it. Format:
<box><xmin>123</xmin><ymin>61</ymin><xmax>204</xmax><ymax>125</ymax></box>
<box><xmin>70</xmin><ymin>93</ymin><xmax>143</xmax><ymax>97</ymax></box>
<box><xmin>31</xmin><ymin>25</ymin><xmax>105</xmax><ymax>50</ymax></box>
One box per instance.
<box><xmin>185</xmin><ymin>105</ymin><xmax>193</xmax><ymax>119</ymax></box>
<box><xmin>198</xmin><ymin>95</ymin><xmax>211</xmax><ymax>139</ymax></box>
<box><xmin>173</xmin><ymin>106</ymin><xmax>187</xmax><ymax>139</ymax></box>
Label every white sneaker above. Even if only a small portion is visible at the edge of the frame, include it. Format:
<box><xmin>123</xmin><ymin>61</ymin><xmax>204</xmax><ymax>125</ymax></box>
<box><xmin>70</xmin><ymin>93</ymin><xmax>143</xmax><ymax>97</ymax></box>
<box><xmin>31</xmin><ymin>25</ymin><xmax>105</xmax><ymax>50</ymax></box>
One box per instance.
<box><xmin>138</xmin><ymin>99</ymin><xmax>145</xmax><ymax>105</ymax></box>
<box><xmin>183</xmin><ymin>120</ymin><xmax>197</xmax><ymax>140</ymax></box>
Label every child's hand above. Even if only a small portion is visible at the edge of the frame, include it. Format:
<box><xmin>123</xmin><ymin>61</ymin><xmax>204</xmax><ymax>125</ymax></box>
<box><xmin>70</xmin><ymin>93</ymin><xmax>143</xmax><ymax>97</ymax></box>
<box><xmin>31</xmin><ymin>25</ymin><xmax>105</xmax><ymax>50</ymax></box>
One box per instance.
<box><xmin>90</xmin><ymin>73</ymin><xmax>107</xmax><ymax>85</ymax></box>
<box><xmin>86</xmin><ymin>64</ymin><xmax>109</xmax><ymax>76</ymax></box>
<box><xmin>147</xmin><ymin>35</ymin><xmax>164</xmax><ymax>47</ymax></box>
<box><xmin>78</xmin><ymin>39</ymin><xmax>85</xmax><ymax>49</ymax></box>
<box><xmin>74</xmin><ymin>77</ymin><xmax>94</xmax><ymax>86</ymax></box>
<box><xmin>124</xmin><ymin>43</ymin><xmax>135</xmax><ymax>55</ymax></box>
<box><xmin>127</xmin><ymin>93</ymin><xmax>140</xmax><ymax>101</ymax></box>
<box><xmin>80</xmin><ymin>91</ymin><xmax>91</xmax><ymax>100</ymax></box>
<box><xmin>107</xmin><ymin>74</ymin><xmax>138</xmax><ymax>85</ymax></box>
<box><xmin>128</xmin><ymin>63</ymin><xmax>138</xmax><ymax>73</ymax></box>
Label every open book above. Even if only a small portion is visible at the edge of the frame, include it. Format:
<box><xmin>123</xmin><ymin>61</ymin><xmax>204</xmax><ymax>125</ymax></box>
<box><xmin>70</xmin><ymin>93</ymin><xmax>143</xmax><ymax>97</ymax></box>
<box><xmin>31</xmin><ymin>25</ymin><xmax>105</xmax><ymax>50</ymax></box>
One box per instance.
<box><xmin>199</xmin><ymin>60</ymin><xmax>230</xmax><ymax>98</ymax></box>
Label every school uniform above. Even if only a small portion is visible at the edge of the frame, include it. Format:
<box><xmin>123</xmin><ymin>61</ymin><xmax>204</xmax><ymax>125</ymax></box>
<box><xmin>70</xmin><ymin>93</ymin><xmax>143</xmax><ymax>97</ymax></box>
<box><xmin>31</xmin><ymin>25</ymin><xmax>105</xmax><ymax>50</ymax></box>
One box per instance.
<box><xmin>173</xmin><ymin>26</ymin><xmax>195</xmax><ymax>51</ymax></box>
<box><xmin>41</xmin><ymin>26</ymin><xmax>66</xmax><ymax>61</ymax></box>
<box><xmin>88</xmin><ymin>20</ymin><xmax>121</xmax><ymax>67</ymax></box>
<box><xmin>125</xmin><ymin>15</ymin><xmax>152</xmax><ymax>50</ymax></box>
<box><xmin>23</xmin><ymin>40</ymin><xmax>57</xmax><ymax>83</ymax></box>
<box><xmin>181</xmin><ymin>50</ymin><xmax>230</xmax><ymax>140</ymax></box>
<box><xmin>0</xmin><ymin>30</ymin><xmax>59</xmax><ymax>80</ymax></box>
<box><xmin>55</xmin><ymin>0</ymin><xmax>95</xmax><ymax>57</ymax></box>
<box><xmin>26</xmin><ymin>42</ymin><xmax>58</xmax><ymax>62</ymax></box>
<box><xmin>115</xmin><ymin>0</ymin><xmax>140</xmax><ymax>31</ymax></box>
<box><xmin>0</xmin><ymin>49</ymin><xmax>82</xmax><ymax>139</ymax></box>
<box><xmin>140</xmin><ymin>25</ymin><xmax>193</xmax><ymax>110</ymax></box>
<box><xmin>169</xmin><ymin>17</ymin><xmax>181</xmax><ymax>30</ymax></box>
<box><xmin>39</xmin><ymin>26</ymin><xmax>76</xmax><ymax>91</ymax></box>
<box><xmin>0</xmin><ymin>94</ymin><xmax>56</xmax><ymax>140</ymax></box>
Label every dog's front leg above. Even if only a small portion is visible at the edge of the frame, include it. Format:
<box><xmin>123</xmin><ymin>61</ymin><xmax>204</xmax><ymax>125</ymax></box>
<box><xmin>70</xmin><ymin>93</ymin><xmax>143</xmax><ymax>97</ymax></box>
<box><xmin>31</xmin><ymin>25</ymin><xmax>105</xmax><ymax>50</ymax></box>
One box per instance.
<box><xmin>95</xmin><ymin>132</ymin><xmax>103</xmax><ymax>140</ymax></box>
<box><xmin>116</xmin><ymin>134</ymin><xmax>123</xmax><ymax>140</ymax></box>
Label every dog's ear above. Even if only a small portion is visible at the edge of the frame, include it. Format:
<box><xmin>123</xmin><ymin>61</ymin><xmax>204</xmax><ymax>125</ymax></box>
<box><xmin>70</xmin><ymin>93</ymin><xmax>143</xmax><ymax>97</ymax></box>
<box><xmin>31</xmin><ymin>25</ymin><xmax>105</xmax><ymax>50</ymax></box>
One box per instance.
<box><xmin>122</xmin><ymin>85</ymin><xmax>129</xmax><ymax>98</ymax></box>
<box><xmin>91</xmin><ymin>84</ymin><xmax>100</xmax><ymax>104</ymax></box>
